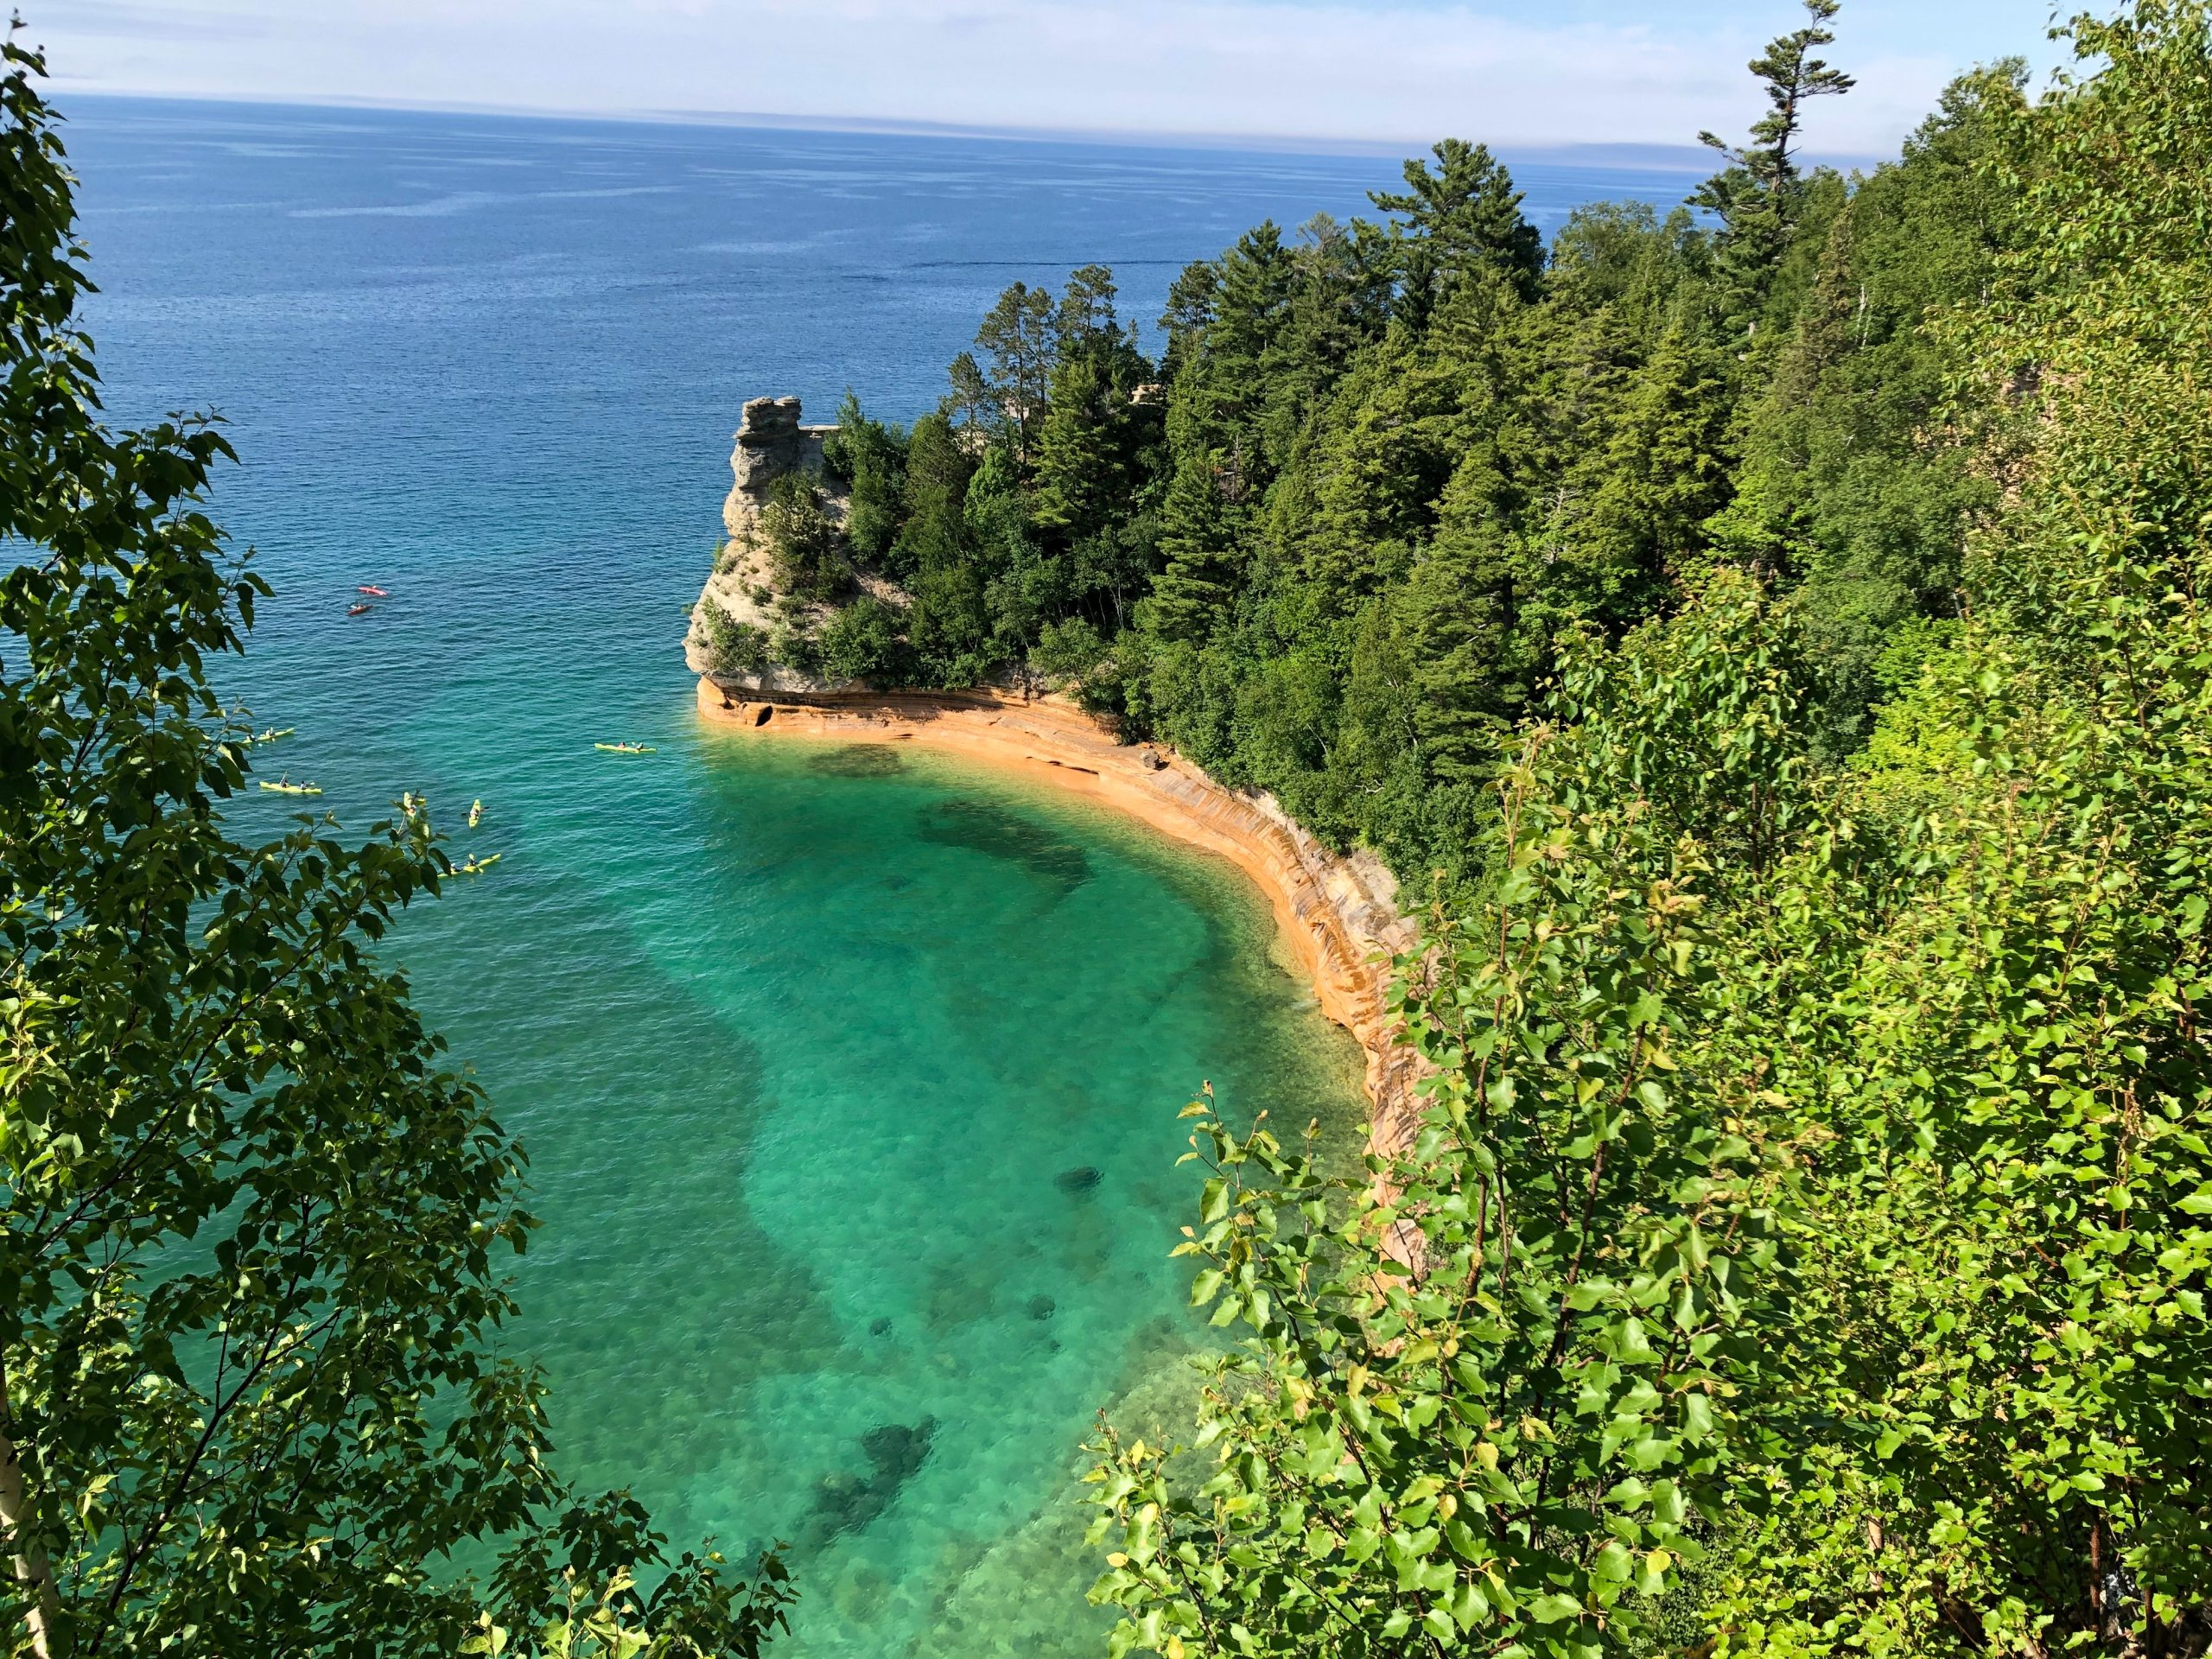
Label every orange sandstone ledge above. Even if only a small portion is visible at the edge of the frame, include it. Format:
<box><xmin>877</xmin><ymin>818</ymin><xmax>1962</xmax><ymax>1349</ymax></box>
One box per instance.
<box><xmin>696</xmin><ymin>676</ymin><xmax>1424</xmax><ymax>1154</ymax></box>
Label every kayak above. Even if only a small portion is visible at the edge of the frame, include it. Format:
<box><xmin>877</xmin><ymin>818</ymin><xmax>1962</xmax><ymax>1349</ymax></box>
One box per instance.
<box><xmin>454</xmin><ymin>853</ymin><xmax>503</xmax><ymax>875</ymax></box>
<box><xmin>258</xmin><ymin>778</ymin><xmax>322</xmax><ymax>796</ymax></box>
<box><xmin>467</xmin><ymin>798</ymin><xmax>484</xmax><ymax>829</ymax></box>
<box><xmin>593</xmin><ymin>742</ymin><xmax>657</xmax><ymax>753</ymax></box>
<box><xmin>251</xmin><ymin>726</ymin><xmax>295</xmax><ymax>743</ymax></box>
<box><xmin>357</xmin><ymin>585</ymin><xmax>389</xmax><ymax>596</ymax></box>
<box><xmin>346</xmin><ymin>603</ymin><xmax>372</xmax><ymax>616</ymax></box>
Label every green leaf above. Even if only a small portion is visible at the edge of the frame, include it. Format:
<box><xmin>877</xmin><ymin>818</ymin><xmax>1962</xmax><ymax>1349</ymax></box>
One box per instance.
<box><xmin>1200</xmin><ymin>1179</ymin><xmax>1230</xmax><ymax>1224</ymax></box>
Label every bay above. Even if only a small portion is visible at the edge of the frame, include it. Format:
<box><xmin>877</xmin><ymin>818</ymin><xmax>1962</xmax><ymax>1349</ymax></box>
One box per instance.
<box><xmin>67</xmin><ymin>97</ymin><xmax>1704</xmax><ymax>1655</ymax></box>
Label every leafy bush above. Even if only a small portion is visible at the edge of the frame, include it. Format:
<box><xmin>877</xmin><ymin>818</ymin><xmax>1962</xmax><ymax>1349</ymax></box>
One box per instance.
<box><xmin>760</xmin><ymin>471</ymin><xmax>852</xmax><ymax>604</ymax></box>
<box><xmin>769</xmin><ymin>624</ymin><xmax>822</xmax><ymax>677</ymax></box>
<box><xmin>1087</xmin><ymin>10</ymin><xmax>2212</xmax><ymax>1655</ymax></box>
<box><xmin>818</xmin><ymin>594</ymin><xmax>910</xmax><ymax>684</ymax></box>
<box><xmin>699</xmin><ymin>600</ymin><xmax>770</xmax><ymax>676</ymax></box>
<box><xmin>1029</xmin><ymin>615</ymin><xmax>1105</xmax><ymax>688</ymax></box>
<box><xmin>1084</xmin><ymin>582</ymin><xmax>1793</xmax><ymax>1659</ymax></box>
<box><xmin>0</xmin><ymin>35</ymin><xmax>791</xmax><ymax>1656</ymax></box>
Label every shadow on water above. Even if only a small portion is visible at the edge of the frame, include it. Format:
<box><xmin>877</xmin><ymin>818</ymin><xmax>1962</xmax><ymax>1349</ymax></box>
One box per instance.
<box><xmin>917</xmin><ymin>798</ymin><xmax>1090</xmax><ymax>888</ymax></box>
<box><xmin>808</xmin><ymin>744</ymin><xmax>908</xmax><ymax>779</ymax></box>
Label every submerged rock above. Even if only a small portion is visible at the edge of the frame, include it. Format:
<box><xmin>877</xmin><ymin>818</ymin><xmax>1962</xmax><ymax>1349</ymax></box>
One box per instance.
<box><xmin>868</xmin><ymin>1316</ymin><xmax>893</xmax><ymax>1338</ymax></box>
<box><xmin>810</xmin><ymin>744</ymin><xmax>906</xmax><ymax>778</ymax></box>
<box><xmin>1027</xmin><ymin>1295</ymin><xmax>1056</xmax><ymax>1322</ymax></box>
<box><xmin>804</xmin><ymin>1414</ymin><xmax>940</xmax><ymax>1547</ymax></box>
<box><xmin>1053</xmin><ymin>1165</ymin><xmax>1103</xmax><ymax>1196</ymax></box>
<box><xmin>862</xmin><ymin>1417</ymin><xmax>938</xmax><ymax>1484</ymax></box>
<box><xmin>918</xmin><ymin>798</ymin><xmax>1090</xmax><ymax>887</ymax></box>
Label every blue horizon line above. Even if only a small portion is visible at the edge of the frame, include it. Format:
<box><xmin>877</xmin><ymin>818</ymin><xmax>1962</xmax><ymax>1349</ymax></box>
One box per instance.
<box><xmin>48</xmin><ymin>85</ymin><xmax>1889</xmax><ymax>175</ymax></box>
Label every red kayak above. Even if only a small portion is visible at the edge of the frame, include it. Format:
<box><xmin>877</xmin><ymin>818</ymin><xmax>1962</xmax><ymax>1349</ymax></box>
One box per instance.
<box><xmin>357</xmin><ymin>584</ymin><xmax>388</xmax><ymax>596</ymax></box>
<box><xmin>347</xmin><ymin>603</ymin><xmax>372</xmax><ymax>616</ymax></box>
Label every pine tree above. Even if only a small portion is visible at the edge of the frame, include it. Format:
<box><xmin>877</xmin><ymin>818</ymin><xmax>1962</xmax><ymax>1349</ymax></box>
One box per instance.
<box><xmin>1371</xmin><ymin>138</ymin><xmax>1545</xmax><ymax>311</ymax></box>
<box><xmin>1145</xmin><ymin>442</ymin><xmax>1243</xmax><ymax>644</ymax></box>
<box><xmin>1694</xmin><ymin>0</ymin><xmax>1857</xmax><ymax>331</ymax></box>
<box><xmin>888</xmin><ymin>410</ymin><xmax>973</xmax><ymax>583</ymax></box>
<box><xmin>969</xmin><ymin>281</ymin><xmax>1055</xmax><ymax>460</ymax></box>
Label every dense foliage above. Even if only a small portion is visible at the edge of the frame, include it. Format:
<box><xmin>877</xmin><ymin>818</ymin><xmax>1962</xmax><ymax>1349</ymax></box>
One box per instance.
<box><xmin>745</xmin><ymin>1</ymin><xmax>2021</xmax><ymax>905</ymax></box>
<box><xmin>1071</xmin><ymin>4</ymin><xmax>2212</xmax><ymax>1656</ymax></box>
<box><xmin>0</xmin><ymin>35</ymin><xmax>789</xmax><ymax>1659</ymax></box>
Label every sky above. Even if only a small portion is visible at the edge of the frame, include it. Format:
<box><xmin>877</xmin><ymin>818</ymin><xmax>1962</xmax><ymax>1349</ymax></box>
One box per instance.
<box><xmin>35</xmin><ymin>0</ymin><xmax>2065</xmax><ymax>154</ymax></box>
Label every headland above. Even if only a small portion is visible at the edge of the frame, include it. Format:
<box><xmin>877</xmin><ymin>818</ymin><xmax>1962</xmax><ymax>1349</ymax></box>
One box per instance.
<box><xmin>687</xmin><ymin>396</ymin><xmax>1422</xmax><ymax>1150</ymax></box>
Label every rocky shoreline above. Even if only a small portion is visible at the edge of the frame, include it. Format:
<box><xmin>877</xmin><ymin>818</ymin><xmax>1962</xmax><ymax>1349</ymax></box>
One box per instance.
<box><xmin>690</xmin><ymin>676</ymin><xmax>1425</xmax><ymax>1153</ymax></box>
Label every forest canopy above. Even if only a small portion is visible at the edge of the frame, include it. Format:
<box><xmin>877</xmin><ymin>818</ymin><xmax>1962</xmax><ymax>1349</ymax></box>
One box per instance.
<box><xmin>714</xmin><ymin>0</ymin><xmax>2028</xmax><ymax>905</ymax></box>
<box><xmin>1067</xmin><ymin>4</ymin><xmax>2212</xmax><ymax>1656</ymax></box>
<box><xmin>8</xmin><ymin>0</ymin><xmax>2212</xmax><ymax>1655</ymax></box>
<box><xmin>698</xmin><ymin>0</ymin><xmax>2212</xmax><ymax>1650</ymax></box>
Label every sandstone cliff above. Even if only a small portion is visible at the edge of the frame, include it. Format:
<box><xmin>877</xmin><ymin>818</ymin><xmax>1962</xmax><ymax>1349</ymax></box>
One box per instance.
<box><xmin>685</xmin><ymin>396</ymin><xmax>887</xmax><ymax>697</ymax></box>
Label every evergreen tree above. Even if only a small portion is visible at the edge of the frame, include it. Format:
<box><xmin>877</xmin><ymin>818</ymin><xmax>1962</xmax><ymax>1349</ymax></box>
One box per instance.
<box><xmin>1566</xmin><ymin>313</ymin><xmax>1735</xmax><ymax>601</ymax></box>
<box><xmin>1052</xmin><ymin>262</ymin><xmax>1124</xmax><ymax>358</ymax></box>
<box><xmin>969</xmin><ymin>282</ymin><xmax>1055</xmax><ymax>460</ymax></box>
<box><xmin>1694</xmin><ymin>0</ymin><xmax>1858</xmax><ymax>331</ymax></box>
<box><xmin>1144</xmin><ymin>433</ymin><xmax>1244</xmax><ymax>644</ymax></box>
<box><xmin>1156</xmin><ymin>259</ymin><xmax>1218</xmax><ymax>384</ymax></box>
<box><xmin>1370</xmin><ymin>137</ymin><xmax>1545</xmax><ymax>308</ymax></box>
<box><xmin>1033</xmin><ymin>265</ymin><xmax>1160</xmax><ymax>553</ymax></box>
<box><xmin>823</xmin><ymin>390</ymin><xmax>907</xmax><ymax>564</ymax></box>
<box><xmin>887</xmin><ymin>410</ymin><xmax>973</xmax><ymax>583</ymax></box>
<box><xmin>1713</xmin><ymin>64</ymin><xmax>2024</xmax><ymax>742</ymax></box>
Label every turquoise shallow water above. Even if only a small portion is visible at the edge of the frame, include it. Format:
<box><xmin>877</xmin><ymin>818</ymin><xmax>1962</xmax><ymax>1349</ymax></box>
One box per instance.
<box><xmin>420</xmin><ymin>732</ymin><xmax>1365</xmax><ymax>1655</ymax></box>
<box><xmin>63</xmin><ymin>95</ymin><xmax>1701</xmax><ymax>1652</ymax></box>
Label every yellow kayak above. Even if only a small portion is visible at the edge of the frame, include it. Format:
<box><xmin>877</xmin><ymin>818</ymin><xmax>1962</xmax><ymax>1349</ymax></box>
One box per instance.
<box><xmin>594</xmin><ymin>742</ymin><xmax>656</xmax><ymax>754</ymax></box>
<box><xmin>454</xmin><ymin>853</ymin><xmax>503</xmax><ymax>875</ymax></box>
<box><xmin>258</xmin><ymin>777</ymin><xmax>322</xmax><ymax>796</ymax></box>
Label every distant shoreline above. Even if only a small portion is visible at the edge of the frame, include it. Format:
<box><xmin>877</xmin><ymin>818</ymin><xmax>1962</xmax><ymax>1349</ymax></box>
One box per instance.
<box><xmin>49</xmin><ymin>91</ymin><xmax>1830</xmax><ymax>174</ymax></box>
<box><xmin>694</xmin><ymin>675</ymin><xmax>1425</xmax><ymax>1152</ymax></box>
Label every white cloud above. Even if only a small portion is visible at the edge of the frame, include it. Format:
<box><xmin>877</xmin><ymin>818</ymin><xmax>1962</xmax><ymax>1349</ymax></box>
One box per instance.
<box><xmin>32</xmin><ymin>0</ymin><xmax>2046</xmax><ymax>152</ymax></box>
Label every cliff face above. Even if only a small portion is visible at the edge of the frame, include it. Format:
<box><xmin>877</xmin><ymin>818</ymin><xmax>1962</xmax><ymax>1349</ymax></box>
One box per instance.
<box><xmin>692</xmin><ymin>678</ymin><xmax>1425</xmax><ymax>1152</ymax></box>
<box><xmin>721</xmin><ymin>395</ymin><xmax>836</xmax><ymax>541</ymax></box>
<box><xmin>685</xmin><ymin>396</ymin><xmax>866</xmax><ymax>696</ymax></box>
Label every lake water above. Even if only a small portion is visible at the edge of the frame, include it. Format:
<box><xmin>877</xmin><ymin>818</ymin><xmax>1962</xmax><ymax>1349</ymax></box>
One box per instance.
<box><xmin>66</xmin><ymin>96</ymin><xmax>1706</xmax><ymax>1656</ymax></box>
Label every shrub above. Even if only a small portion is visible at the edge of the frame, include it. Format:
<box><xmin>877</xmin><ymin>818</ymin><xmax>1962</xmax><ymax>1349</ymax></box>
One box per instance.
<box><xmin>819</xmin><ymin>594</ymin><xmax>910</xmax><ymax>685</ymax></box>
<box><xmin>761</xmin><ymin>471</ymin><xmax>852</xmax><ymax>603</ymax></box>
<box><xmin>699</xmin><ymin>601</ymin><xmax>769</xmax><ymax>676</ymax></box>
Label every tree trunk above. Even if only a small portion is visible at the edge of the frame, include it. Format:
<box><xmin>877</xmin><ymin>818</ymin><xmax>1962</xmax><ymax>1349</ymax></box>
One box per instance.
<box><xmin>0</xmin><ymin>1357</ymin><xmax>60</xmax><ymax>1659</ymax></box>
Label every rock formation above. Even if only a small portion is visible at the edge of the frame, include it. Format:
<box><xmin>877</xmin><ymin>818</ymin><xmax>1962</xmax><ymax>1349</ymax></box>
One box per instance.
<box><xmin>721</xmin><ymin>395</ymin><xmax>837</xmax><ymax>542</ymax></box>
<box><xmin>685</xmin><ymin>395</ymin><xmax>861</xmax><ymax>696</ymax></box>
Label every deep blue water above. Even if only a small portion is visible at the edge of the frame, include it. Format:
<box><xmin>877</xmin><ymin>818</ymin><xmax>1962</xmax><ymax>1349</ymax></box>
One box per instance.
<box><xmin>65</xmin><ymin>97</ymin><xmax>1708</xmax><ymax>1656</ymax></box>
